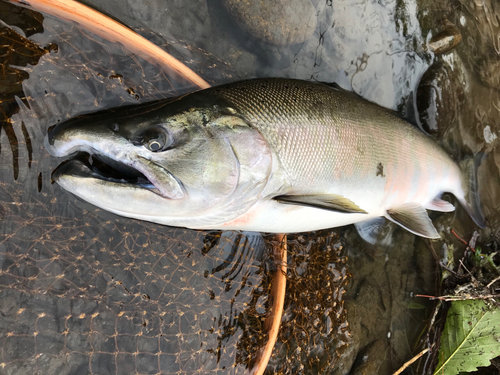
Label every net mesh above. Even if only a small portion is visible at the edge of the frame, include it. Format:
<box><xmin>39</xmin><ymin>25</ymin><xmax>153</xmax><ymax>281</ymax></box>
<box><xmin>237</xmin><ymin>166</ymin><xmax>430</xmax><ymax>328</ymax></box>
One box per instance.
<box><xmin>0</xmin><ymin>179</ymin><xmax>350</xmax><ymax>375</ymax></box>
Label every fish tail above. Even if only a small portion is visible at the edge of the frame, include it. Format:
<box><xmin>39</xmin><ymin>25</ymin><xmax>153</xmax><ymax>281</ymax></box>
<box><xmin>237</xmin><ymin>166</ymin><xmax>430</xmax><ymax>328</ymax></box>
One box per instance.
<box><xmin>458</xmin><ymin>152</ymin><xmax>487</xmax><ymax>228</ymax></box>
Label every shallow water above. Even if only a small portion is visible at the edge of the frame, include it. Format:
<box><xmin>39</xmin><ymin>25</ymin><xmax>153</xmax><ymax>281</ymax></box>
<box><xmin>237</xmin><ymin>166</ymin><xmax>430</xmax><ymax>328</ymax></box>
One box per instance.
<box><xmin>0</xmin><ymin>0</ymin><xmax>498</xmax><ymax>374</ymax></box>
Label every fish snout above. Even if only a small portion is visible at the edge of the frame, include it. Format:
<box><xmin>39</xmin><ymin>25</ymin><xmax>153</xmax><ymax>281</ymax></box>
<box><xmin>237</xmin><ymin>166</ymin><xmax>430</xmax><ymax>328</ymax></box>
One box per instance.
<box><xmin>45</xmin><ymin>122</ymin><xmax>88</xmax><ymax>157</ymax></box>
<box><xmin>44</xmin><ymin>121</ymin><xmax>117</xmax><ymax>157</ymax></box>
<box><xmin>44</xmin><ymin>124</ymin><xmax>67</xmax><ymax>157</ymax></box>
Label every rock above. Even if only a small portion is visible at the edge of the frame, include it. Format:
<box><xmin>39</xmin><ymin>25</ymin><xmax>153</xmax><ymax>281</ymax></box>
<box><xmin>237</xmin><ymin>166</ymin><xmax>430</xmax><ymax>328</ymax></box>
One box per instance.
<box><xmin>220</xmin><ymin>0</ymin><xmax>317</xmax><ymax>46</ymax></box>
<box><xmin>428</xmin><ymin>18</ymin><xmax>462</xmax><ymax>55</ymax></box>
<box><xmin>416</xmin><ymin>60</ymin><xmax>465</xmax><ymax>136</ymax></box>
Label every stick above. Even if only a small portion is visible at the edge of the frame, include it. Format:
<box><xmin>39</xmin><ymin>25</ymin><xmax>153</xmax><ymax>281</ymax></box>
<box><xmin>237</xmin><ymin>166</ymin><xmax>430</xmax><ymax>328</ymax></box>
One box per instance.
<box><xmin>392</xmin><ymin>348</ymin><xmax>429</xmax><ymax>375</ymax></box>
<box><xmin>450</xmin><ymin>229</ymin><xmax>468</xmax><ymax>246</ymax></box>
<box><xmin>8</xmin><ymin>0</ymin><xmax>210</xmax><ymax>89</ymax></box>
<box><xmin>248</xmin><ymin>234</ymin><xmax>287</xmax><ymax>375</ymax></box>
<box><xmin>487</xmin><ymin>275</ymin><xmax>500</xmax><ymax>288</ymax></box>
<box><xmin>450</xmin><ymin>228</ymin><xmax>476</xmax><ymax>252</ymax></box>
<box><xmin>416</xmin><ymin>294</ymin><xmax>500</xmax><ymax>301</ymax></box>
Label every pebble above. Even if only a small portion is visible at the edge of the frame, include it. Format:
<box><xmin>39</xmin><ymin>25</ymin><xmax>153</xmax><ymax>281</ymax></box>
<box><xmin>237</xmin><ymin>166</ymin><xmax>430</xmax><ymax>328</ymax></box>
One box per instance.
<box><xmin>428</xmin><ymin>19</ymin><xmax>462</xmax><ymax>55</ymax></box>
<box><xmin>220</xmin><ymin>0</ymin><xmax>317</xmax><ymax>46</ymax></box>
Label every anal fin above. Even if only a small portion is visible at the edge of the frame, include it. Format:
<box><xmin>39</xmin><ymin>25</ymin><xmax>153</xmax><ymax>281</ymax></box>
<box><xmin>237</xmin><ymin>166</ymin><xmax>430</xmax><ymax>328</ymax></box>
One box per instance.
<box><xmin>425</xmin><ymin>198</ymin><xmax>455</xmax><ymax>212</ymax></box>
<box><xmin>274</xmin><ymin>194</ymin><xmax>368</xmax><ymax>214</ymax></box>
<box><xmin>386</xmin><ymin>203</ymin><xmax>440</xmax><ymax>239</ymax></box>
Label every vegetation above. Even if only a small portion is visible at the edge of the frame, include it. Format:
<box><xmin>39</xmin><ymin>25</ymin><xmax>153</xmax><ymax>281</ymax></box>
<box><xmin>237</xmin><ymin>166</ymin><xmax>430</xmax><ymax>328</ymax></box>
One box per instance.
<box><xmin>424</xmin><ymin>231</ymin><xmax>500</xmax><ymax>375</ymax></box>
<box><xmin>435</xmin><ymin>299</ymin><xmax>500</xmax><ymax>374</ymax></box>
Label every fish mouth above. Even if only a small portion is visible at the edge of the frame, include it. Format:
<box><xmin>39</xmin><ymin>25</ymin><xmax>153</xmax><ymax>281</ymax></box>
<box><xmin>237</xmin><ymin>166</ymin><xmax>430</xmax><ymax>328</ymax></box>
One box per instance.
<box><xmin>52</xmin><ymin>151</ymin><xmax>184</xmax><ymax>200</ymax></box>
<box><xmin>53</xmin><ymin>152</ymin><xmax>155</xmax><ymax>190</ymax></box>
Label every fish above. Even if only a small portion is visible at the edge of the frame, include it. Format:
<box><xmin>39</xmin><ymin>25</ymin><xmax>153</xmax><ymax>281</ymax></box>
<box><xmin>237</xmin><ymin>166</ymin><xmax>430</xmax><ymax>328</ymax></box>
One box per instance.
<box><xmin>44</xmin><ymin>78</ymin><xmax>486</xmax><ymax>240</ymax></box>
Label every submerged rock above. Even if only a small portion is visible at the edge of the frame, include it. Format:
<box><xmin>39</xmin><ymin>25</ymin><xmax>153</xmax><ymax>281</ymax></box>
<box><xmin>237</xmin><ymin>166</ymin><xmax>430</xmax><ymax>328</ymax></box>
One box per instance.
<box><xmin>416</xmin><ymin>60</ymin><xmax>465</xmax><ymax>136</ymax></box>
<box><xmin>428</xmin><ymin>18</ymin><xmax>462</xmax><ymax>55</ymax></box>
<box><xmin>220</xmin><ymin>0</ymin><xmax>317</xmax><ymax>46</ymax></box>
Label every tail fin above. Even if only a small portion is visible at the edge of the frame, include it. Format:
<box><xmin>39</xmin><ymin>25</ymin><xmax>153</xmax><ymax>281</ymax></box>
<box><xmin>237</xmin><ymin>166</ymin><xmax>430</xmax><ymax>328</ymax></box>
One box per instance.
<box><xmin>458</xmin><ymin>152</ymin><xmax>487</xmax><ymax>228</ymax></box>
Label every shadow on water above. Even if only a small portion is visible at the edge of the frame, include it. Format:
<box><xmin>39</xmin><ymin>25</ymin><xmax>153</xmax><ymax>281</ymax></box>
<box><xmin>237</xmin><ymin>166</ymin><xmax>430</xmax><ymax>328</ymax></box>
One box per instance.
<box><xmin>0</xmin><ymin>0</ymin><xmax>499</xmax><ymax>374</ymax></box>
<box><xmin>0</xmin><ymin>2</ymin><xmax>50</xmax><ymax>180</ymax></box>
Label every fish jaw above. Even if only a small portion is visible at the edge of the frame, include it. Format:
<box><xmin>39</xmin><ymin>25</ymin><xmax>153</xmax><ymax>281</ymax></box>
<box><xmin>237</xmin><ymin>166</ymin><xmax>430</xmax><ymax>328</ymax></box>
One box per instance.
<box><xmin>52</xmin><ymin>159</ymin><xmax>187</xmax><ymax>219</ymax></box>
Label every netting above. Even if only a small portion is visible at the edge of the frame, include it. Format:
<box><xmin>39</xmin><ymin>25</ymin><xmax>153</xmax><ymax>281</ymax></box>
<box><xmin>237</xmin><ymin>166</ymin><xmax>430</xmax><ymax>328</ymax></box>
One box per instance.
<box><xmin>0</xmin><ymin>178</ymin><xmax>351</xmax><ymax>374</ymax></box>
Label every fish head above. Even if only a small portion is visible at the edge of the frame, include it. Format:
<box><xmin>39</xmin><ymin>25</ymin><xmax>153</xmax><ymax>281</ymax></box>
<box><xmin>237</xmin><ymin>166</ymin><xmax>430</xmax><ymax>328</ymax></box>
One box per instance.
<box><xmin>44</xmin><ymin>98</ymin><xmax>272</xmax><ymax>227</ymax></box>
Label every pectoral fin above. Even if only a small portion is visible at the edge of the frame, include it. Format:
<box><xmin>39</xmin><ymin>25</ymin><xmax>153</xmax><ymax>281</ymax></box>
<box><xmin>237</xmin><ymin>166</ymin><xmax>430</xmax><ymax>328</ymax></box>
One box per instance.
<box><xmin>274</xmin><ymin>194</ymin><xmax>368</xmax><ymax>214</ymax></box>
<box><xmin>385</xmin><ymin>203</ymin><xmax>440</xmax><ymax>239</ymax></box>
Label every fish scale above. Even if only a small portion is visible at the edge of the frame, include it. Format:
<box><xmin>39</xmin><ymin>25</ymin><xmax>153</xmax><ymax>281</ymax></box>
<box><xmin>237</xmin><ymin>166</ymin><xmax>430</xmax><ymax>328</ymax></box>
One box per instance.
<box><xmin>215</xmin><ymin>81</ymin><xmax>357</xmax><ymax>187</ymax></box>
<box><xmin>213</xmin><ymin>79</ymin><xmax>440</xmax><ymax>195</ymax></box>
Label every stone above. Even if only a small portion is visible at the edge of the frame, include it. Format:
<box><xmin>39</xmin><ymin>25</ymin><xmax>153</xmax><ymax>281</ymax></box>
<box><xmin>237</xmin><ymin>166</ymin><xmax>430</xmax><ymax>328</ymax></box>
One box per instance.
<box><xmin>416</xmin><ymin>60</ymin><xmax>465</xmax><ymax>136</ymax></box>
<box><xmin>220</xmin><ymin>0</ymin><xmax>317</xmax><ymax>46</ymax></box>
<box><xmin>428</xmin><ymin>18</ymin><xmax>462</xmax><ymax>55</ymax></box>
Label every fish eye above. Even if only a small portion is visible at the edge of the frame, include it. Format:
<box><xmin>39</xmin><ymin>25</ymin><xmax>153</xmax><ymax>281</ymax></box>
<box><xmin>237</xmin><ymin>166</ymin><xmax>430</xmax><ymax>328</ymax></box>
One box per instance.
<box><xmin>141</xmin><ymin>128</ymin><xmax>169</xmax><ymax>152</ymax></box>
<box><xmin>148</xmin><ymin>139</ymin><xmax>162</xmax><ymax>151</ymax></box>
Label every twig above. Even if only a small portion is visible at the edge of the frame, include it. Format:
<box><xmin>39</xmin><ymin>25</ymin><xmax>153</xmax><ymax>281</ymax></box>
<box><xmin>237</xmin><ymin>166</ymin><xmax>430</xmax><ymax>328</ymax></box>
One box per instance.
<box><xmin>392</xmin><ymin>348</ymin><xmax>429</xmax><ymax>375</ymax></box>
<box><xmin>451</xmin><ymin>229</ymin><xmax>468</xmax><ymax>246</ymax></box>
<box><xmin>458</xmin><ymin>259</ymin><xmax>477</xmax><ymax>283</ymax></box>
<box><xmin>459</xmin><ymin>259</ymin><xmax>474</xmax><ymax>277</ymax></box>
<box><xmin>416</xmin><ymin>293</ymin><xmax>500</xmax><ymax>301</ymax></box>
<box><xmin>438</xmin><ymin>262</ymin><xmax>461</xmax><ymax>276</ymax></box>
<box><xmin>427</xmin><ymin>300</ymin><xmax>442</xmax><ymax>336</ymax></box>
<box><xmin>451</xmin><ymin>228</ymin><xmax>476</xmax><ymax>252</ymax></box>
<box><xmin>426</xmin><ymin>240</ymin><xmax>440</xmax><ymax>262</ymax></box>
<box><xmin>487</xmin><ymin>275</ymin><xmax>500</xmax><ymax>288</ymax></box>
